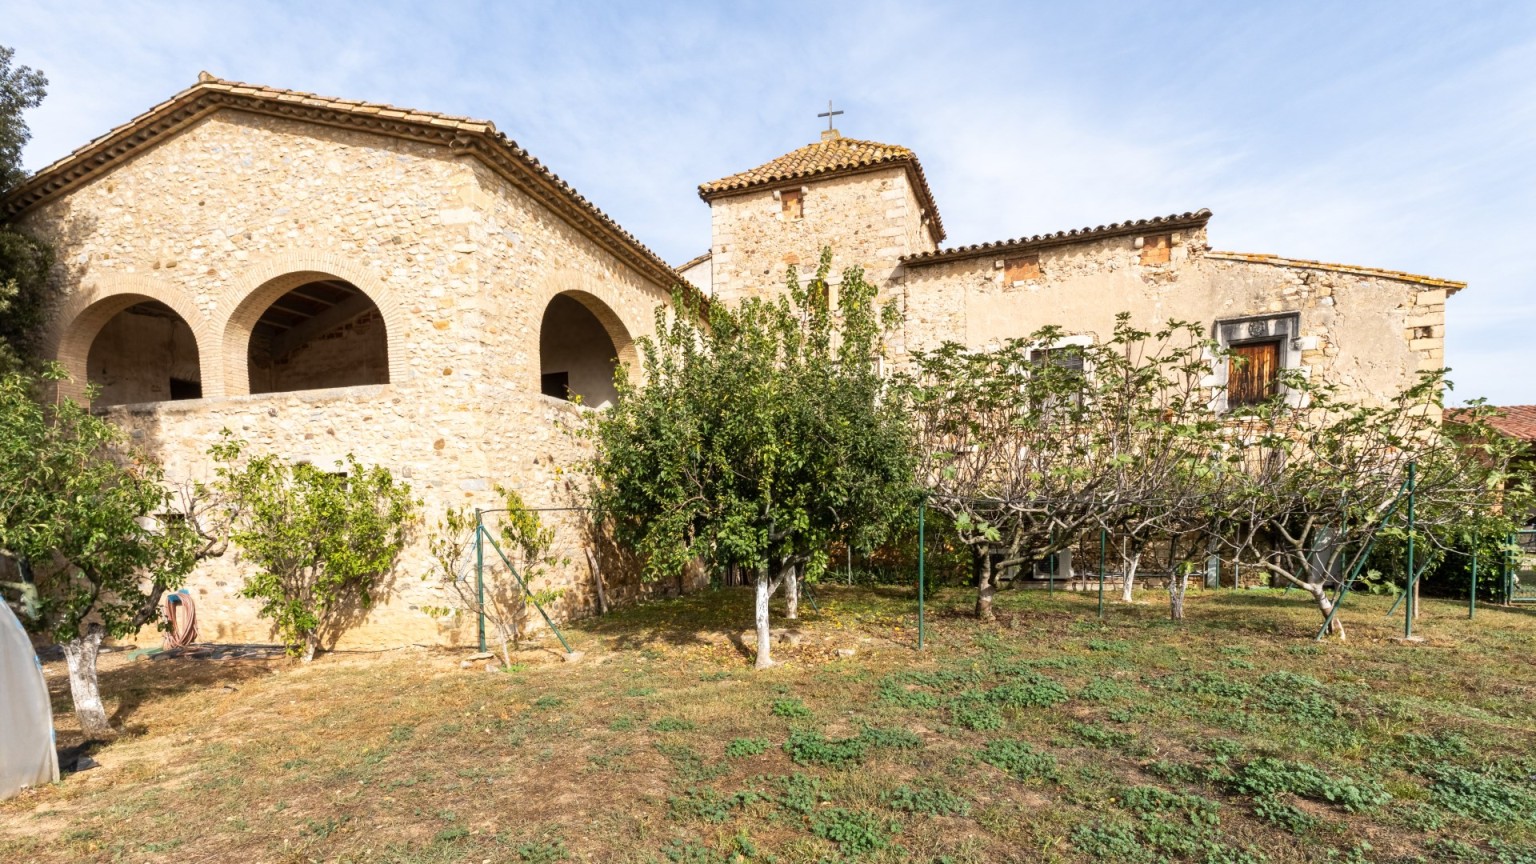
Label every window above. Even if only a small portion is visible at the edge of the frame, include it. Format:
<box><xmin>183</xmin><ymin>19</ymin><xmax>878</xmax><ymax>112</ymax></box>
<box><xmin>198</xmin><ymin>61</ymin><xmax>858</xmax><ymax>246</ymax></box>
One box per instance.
<box><xmin>1139</xmin><ymin>234</ymin><xmax>1171</xmax><ymax>265</ymax></box>
<box><xmin>1004</xmin><ymin>254</ymin><xmax>1041</xmax><ymax>284</ymax></box>
<box><xmin>1215</xmin><ymin>312</ymin><xmax>1300</xmax><ymax>411</ymax></box>
<box><xmin>1227</xmin><ymin>340</ymin><xmax>1280</xmax><ymax>407</ymax></box>
<box><xmin>541</xmin><ymin>371</ymin><xmax>570</xmax><ymax>399</ymax></box>
<box><xmin>780</xmin><ymin>188</ymin><xmax>803</xmax><ymax>221</ymax></box>
<box><xmin>1029</xmin><ymin>343</ymin><xmax>1090</xmax><ymax>407</ymax></box>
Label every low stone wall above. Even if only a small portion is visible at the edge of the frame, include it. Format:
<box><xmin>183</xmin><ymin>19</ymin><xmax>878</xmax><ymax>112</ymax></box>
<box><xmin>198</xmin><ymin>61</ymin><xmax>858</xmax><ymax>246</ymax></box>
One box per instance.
<box><xmin>100</xmin><ymin>385</ymin><xmax>679</xmax><ymax>652</ymax></box>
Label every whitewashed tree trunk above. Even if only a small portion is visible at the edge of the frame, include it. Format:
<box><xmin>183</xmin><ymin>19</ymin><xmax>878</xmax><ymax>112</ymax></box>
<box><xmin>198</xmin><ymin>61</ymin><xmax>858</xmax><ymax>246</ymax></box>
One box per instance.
<box><xmin>1169</xmin><ymin>567</ymin><xmax>1189</xmax><ymax>620</ymax></box>
<box><xmin>785</xmin><ymin>565</ymin><xmax>799</xmax><ymax>620</ymax></box>
<box><xmin>754</xmin><ymin>567</ymin><xmax>785</xmax><ymax>670</ymax></box>
<box><xmin>1119</xmin><ymin>545</ymin><xmax>1144</xmax><ymax>603</ymax></box>
<box><xmin>976</xmin><ymin>553</ymin><xmax>996</xmax><ymax>622</ymax></box>
<box><xmin>302</xmin><ymin>632</ymin><xmax>319</xmax><ymax>663</ymax></box>
<box><xmin>63</xmin><ymin>627</ymin><xmax>113</xmax><ymax>740</ymax></box>
<box><xmin>1307</xmin><ymin>582</ymin><xmax>1346</xmax><ymax>639</ymax></box>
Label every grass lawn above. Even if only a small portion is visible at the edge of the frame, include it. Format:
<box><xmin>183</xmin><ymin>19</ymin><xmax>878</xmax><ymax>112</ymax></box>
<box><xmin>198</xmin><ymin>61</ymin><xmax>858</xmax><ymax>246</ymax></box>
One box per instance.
<box><xmin>5</xmin><ymin>584</ymin><xmax>1536</xmax><ymax>863</ymax></box>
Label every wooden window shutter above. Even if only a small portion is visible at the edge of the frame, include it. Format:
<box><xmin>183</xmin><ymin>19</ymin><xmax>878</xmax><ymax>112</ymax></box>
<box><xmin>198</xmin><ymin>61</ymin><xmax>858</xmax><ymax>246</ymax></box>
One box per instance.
<box><xmin>781</xmin><ymin>189</ymin><xmax>803</xmax><ymax>220</ymax></box>
<box><xmin>1228</xmin><ymin>341</ymin><xmax>1280</xmax><ymax>406</ymax></box>
<box><xmin>1140</xmin><ymin>234</ymin><xmax>1171</xmax><ymax>265</ymax></box>
<box><xmin>1004</xmin><ymin>255</ymin><xmax>1041</xmax><ymax>284</ymax></box>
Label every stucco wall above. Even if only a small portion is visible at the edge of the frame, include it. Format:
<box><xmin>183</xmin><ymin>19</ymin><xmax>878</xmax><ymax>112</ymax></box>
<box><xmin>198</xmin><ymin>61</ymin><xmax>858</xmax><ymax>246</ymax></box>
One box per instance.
<box><xmin>16</xmin><ymin>109</ymin><xmax>684</xmax><ymax>650</ymax></box>
<box><xmin>897</xmin><ymin>230</ymin><xmax>1446</xmax><ymax>407</ymax></box>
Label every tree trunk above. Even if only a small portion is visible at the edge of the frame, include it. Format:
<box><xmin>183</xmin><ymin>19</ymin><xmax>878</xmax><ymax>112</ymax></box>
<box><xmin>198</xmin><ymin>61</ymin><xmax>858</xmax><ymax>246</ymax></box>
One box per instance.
<box><xmin>1169</xmin><ymin>567</ymin><xmax>1189</xmax><ymax>621</ymax></box>
<box><xmin>585</xmin><ymin>548</ymin><xmax>609</xmax><ymax>615</ymax></box>
<box><xmin>63</xmin><ymin>627</ymin><xmax>113</xmax><ymax>740</ymax></box>
<box><xmin>1119</xmin><ymin>544</ymin><xmax>1144</xmax><ymax>603</ymax></box>
<box><xmin>976</xmin><ymin>552</ymin><xmax>996</xmax><ymax>622</ymax></box>
<box><xmin>754</xmin><ymin>567</ymin><xmax>785</xmax><ymax>670</ymax></box>
<box><xmin>1305</xmin><ymin>582</ymin><xmax>1346</xmax><ymax>639</ymax></box>
<box><xmin>785</xmin><ymin>564</ymin><xmax>799</xmax><ymax>620</ymax></box>
<box><xmin>302</xmin><ymin>632</ymin><xmax>319</xmax><ymax>663</ymax></box>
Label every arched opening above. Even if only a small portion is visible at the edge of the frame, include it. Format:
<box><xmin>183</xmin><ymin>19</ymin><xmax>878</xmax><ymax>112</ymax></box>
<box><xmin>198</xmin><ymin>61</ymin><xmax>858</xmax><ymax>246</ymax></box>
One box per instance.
<box><xmin>539</xmin><ymin>293</ymin><xmax>626</xmax><ymax>409</ymax></box>
<box><xmin>86</xmin><ymin>301</ymin><xmax>202</xmax><ymax>407</ymax></box>
<box><xmin>246</xmin><ymin>278</ymin><xmax>388</xmax><ymax>394</ymax></box>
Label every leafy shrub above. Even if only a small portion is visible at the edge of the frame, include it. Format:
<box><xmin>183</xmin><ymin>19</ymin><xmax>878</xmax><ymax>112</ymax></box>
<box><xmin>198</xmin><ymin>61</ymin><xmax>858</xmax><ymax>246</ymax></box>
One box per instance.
<box><xmin>1252</xmin><ymin>794</ymin><xmax>1318</xmax><ymax>833</ymax></box>
<box><xmin>769</xmin><ymin>772</ymin><xmax>826</xmax><ymax>814</ymax></box>
<box><xmin>949</xmin><ymin>691</ymin><xmax>1004</xmax><ymax>731</ymax></box>
<box><xmin>1071</xmin><ymin>722</ymin><xmax>1134</xmax><ymax>750</ymax></box>
<box><xmin>1080</xmin><ymin>677</ymin><xmax>1139</xmax><ymax>703</ymax></box>
<box><xmin>885</xmin><ymin>784</ymin><xmax>971</xmax><ymax>816</ymax></box>
<box><xmin>1071</xmin><ymin>821</ymin><xmax>1154</xmax><ymax>862</ymax></box>
<box><xmin>1227</xmin><ymin>758</ymin><xmax>1390</xmax><ymax>813</ymax></box>
<box><xmin>1120</xmin><ymin>785</ymin><xmax>1220</xmax><ymax>828</ymax></box>
<box><xmin>810</xmin><ymin>808</ymin><xmax>898</xmax><ymax>856</ymax></box>
<box><xmin>650</xmin><ymin>717</ymin><xmax>695</xmax><ymax>732</ymax></box>
<box><xmin>979</xmin><ymin>739</ymin><xmax>1058</xmax><ymax>781</ymax></box>
<box><xmin>859</xmin><ymin>725</ymin><xmax>922</xmax><ymax>750</ymax></box>
<box><xmin>1424</xmin><ymin>763</ymin><xmax>1536</xmax><ymax>824</ymax></box>
<box><xmin>771</xmin><ymin>698</ymin><xmax>812</xmax><ymax>719</ymax></box>
<box><xmin>988</xmin><ymin>676</ymin><xmax>1070</xmax><ymax>709</ymax></box>
<box><xmin>725</xmin><ymin>737</ymin><xmax>770</xmax><ymax>758</ymax></box>
<box><xmin>783</xmin><ymin>730</ymin><xmax>867</xmax><ymax>767</ymax></box>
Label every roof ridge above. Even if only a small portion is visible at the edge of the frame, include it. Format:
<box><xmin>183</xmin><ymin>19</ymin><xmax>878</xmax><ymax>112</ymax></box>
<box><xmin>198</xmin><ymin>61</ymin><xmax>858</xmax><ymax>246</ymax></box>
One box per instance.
<box><xmin>903</xmin><ymin>210</ymin><xmax>1212</xmax><ymax>265</ymax></box>
<box><xmin>697</xmin><ymin>134</ymin><xmax>944</xmax><ymax>242</ymax></box>
<box><xmin>1204</xmin><ymin>251</ymin><xmax>1465</xmax><ymax>292</ymax></box>
<box><xmin>1</xmin><ymin>74</ymin><xmax>699</xmax><ymax>307</ymax></box>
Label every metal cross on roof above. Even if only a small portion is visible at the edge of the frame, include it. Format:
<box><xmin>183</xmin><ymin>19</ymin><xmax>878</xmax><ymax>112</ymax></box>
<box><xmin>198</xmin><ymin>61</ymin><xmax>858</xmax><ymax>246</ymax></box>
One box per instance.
<box><xmin>817</xmin><ymin>99</ymin><xmax>844</xmax><ymax>131</ymax></box>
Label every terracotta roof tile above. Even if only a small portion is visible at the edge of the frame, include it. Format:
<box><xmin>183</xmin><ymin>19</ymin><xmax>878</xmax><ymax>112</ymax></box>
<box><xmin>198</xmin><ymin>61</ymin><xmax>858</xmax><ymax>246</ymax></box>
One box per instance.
<box><xmin>1204</xmin><ymin>251</ymin><xmax>1465</xmax><ymax>293</ymax></box>
<box><xmin>902</xmin><ymin>210</ymin><xmax>1212</xmax><ymax>266</ymax></box>
<box><xmin>1446</xmin><ymin>405</ymin><xmax>1536</xmax><ymax>441</ymax></box>
<box><xmin>2</xmin><ymin>74</ymin><xmax>701</xmax><ymax>308</ymax></box>
<box><xmin>698</xmin><ymin>135</ymin><xmax>946</xmax><ymax>242</ymax></box>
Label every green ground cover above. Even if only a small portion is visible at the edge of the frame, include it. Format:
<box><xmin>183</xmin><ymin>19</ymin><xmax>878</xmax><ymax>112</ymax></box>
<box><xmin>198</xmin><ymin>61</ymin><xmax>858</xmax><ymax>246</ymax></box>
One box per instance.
<box><xmin>5</xmin><ymin>585</ymin><xmax>1536</xmax><ymax>863</ymax></box>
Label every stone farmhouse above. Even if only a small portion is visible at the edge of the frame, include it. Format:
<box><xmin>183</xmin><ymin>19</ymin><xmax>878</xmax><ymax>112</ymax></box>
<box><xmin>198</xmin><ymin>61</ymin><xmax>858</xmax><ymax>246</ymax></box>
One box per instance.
<box><xmin>2</xmin><ymin>76</ymin><xmax>1465</xmax><ymax>649</ymax></box>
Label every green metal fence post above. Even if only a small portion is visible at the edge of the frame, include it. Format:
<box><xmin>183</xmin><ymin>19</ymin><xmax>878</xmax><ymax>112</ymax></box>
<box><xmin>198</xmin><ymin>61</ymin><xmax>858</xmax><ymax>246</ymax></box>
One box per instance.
<box><xmin>1470</xmin><ymin>545</ymin><xmax>1478</xmax><ymax>620</ymax></box>
<box><xmin>1048</xmin><ymin>528</ymin><xmax>1056</xmax><ymax>598</ymax></box>
<box><xmin>1098</xmin><ymin>527</ymin><xmax>1106</xmax><ymax>620</ymax></box>
<box><xmin>918</xmin><ymin>498</ymin><xmax>926</xmax><ymax>652</ymax></box>
<box><xmin>474</xmin><ymin>509</ymin><xmax>486</xmax><ymax>654</ymax></box>
<box><xmin>1406</xmin><ymin>461</ymin><xmax>1417</xmax><ymax>639</ymax></box>
<box><xmin>479</xmin><ymin>527</ymin><xmax>574</xmax><ymax>654</ymax></box>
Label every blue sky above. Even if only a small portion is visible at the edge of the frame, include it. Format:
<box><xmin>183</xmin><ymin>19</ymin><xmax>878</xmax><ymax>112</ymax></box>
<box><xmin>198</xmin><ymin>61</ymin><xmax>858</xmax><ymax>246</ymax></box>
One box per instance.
<box><xmin>7</xmin><ymin>1</ymin><xmax>1533</xmax><ymax>403</ymax></box>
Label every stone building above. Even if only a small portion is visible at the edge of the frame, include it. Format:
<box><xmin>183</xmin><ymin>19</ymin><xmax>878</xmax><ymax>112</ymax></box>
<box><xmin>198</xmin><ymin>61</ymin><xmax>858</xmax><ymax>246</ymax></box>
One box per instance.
<box><xmin>3</xmin><ymin>76</ymin><xmax>1465</xmax><ymax>647</ymax></box>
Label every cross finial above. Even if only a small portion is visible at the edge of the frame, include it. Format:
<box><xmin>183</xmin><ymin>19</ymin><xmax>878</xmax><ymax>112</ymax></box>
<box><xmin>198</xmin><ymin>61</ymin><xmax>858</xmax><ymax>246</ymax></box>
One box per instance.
<box><xmin>817</xmin><ymin>99</ymin><xmax>844</xmax><ymax>133</ymax></box>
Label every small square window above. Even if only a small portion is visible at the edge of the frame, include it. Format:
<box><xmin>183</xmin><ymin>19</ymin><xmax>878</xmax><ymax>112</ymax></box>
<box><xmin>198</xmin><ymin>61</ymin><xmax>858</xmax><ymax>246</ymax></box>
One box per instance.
<box><xmin>1227</xmin><ymin>340</ymin><xmax>1281</xmax><ymax>407</ymax></box>
<box><xmin>781</xmin><ymin>189</ymin><xmax>803</xmax><ymax>221</ymax></box>
<box><xmin>1140</xmin><ymin>234</ymin><xmax>1171</xmax><ymax>265</ymax></box>
<box><xmin>1004</xmin><ymin>254</ymin><xmax>1040</xmax><ymax>284</ymax></box>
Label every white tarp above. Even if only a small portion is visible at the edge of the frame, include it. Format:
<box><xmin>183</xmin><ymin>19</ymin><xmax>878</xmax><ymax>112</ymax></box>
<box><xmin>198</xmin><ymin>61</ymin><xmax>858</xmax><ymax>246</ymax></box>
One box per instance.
<box><xmin>0</xmin><ymin>600</ymin><xmax>57</xmax><ymax>799</ymax></box>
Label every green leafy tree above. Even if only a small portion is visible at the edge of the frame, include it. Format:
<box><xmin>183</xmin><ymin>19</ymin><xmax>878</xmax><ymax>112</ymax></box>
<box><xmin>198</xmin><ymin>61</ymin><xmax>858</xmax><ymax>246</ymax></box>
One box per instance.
<box><xmin>214</xmin><ymin>438</ymin><xmax>419</xmax><ymax>661</ymax></box>
<box><xmin>908</xmin><ymin>316</ymin><xmax>1221</xmax><ymax>621</ymax></box>
<box><xmin>0</xmin><ymin>366</ymin><xmax>200</xmax><ymax>738</ymax></box>
<box><xmin>0</xmin><ymin>45</ymin><xmax>52</xmax><ymax>371</ymax></box>
<box><xmin>590</xmin><ymin>250</ymin><xmax>914</xmax><ymax>668</ymax></box>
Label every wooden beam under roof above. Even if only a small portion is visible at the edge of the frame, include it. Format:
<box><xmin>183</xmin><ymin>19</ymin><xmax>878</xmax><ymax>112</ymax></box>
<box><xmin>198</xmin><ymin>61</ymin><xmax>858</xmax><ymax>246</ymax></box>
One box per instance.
<box><xmin>268</xmin><ymin>293</ymin><xmax>378</xmax><ymax>361</ymax></box>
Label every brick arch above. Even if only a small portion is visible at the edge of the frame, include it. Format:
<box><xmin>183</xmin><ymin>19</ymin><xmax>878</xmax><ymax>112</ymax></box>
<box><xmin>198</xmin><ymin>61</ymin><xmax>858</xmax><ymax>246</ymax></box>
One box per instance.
<box><xmin>47</xmin><ymin>275</ymin><xmax>215</xmax><ymax>402</ymax></box>
<box><xmin>218</xmin><ymin>253</ymin><xmax>408</xmax><ymax>396</ymax></box>
<box><xmin>533</xmin><ymin>271</ymin><xmax>651</xmax><ymax>387</ymax></box>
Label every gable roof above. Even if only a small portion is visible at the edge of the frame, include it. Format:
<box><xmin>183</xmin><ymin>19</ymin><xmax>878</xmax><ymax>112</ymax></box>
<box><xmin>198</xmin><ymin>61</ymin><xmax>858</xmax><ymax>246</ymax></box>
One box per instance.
<box><xmin>1</xmin><ymin>73</ymin><xmax>694</xmax><ymax>299</ymax></box>
<box><xmin>698</xmin><ymin>135</ymin><xmax>946</xmax><ymax>243</ymax></box>
<box><xmin>903</xmin><ymin>209</ymin><xmax>1211</xmax><ymax>266</ymax></box>
<box><xmin>1446</xmin><ymin>405</ymin><xmax>1536</xmax><ymax>441</ymax></box>
<box><xmin>1203</xmin><ymin>251</ymin><xmax>1466</xmax><ymax>294</ymax></box>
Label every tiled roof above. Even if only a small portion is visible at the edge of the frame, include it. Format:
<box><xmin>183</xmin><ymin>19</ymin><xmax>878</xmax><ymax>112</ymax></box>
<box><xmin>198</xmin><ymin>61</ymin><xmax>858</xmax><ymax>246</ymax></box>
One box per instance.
<box><xmin>1204</xmin><ymin>252</ymin><xmax>1465</xmax><ymax>293</ymax></box>
<box><xmin>1446</xmin><ymin>405</ymin><xmax>1536</xmax><ymax>441</ymax></box>
<box><xmin>1</xmin><ymin>73</ymin><xmax>695</xmax><ymax>301</ymax></box>
<box><xmin>902</xmin><ymin>210</ymin><xmax>1211</xmax><ymax>266</ymax></box>
<box><xmin>698</xmin><ymin>135</ymin><xmax>946</xmax><ymax>243</ymax></box>
<box><xmin>677</xmin><ymin>251</ymin><xmax>711</xmax><ymax>272</ymax></box>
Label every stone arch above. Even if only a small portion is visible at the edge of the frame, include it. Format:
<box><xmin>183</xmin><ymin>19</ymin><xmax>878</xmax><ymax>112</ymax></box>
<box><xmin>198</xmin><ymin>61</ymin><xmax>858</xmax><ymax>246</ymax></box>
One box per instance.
<box><xmin>218</xmin><ymin>252</ymin><xmax>408</xmax><ymax>396</ymax></box>
<box><xmin>531</xmin><ymin>270</ymin><xmax>647</xmax><ymax>378</ymax></box>
<box><xmin>47</xmin><ymin>274</ymin><xmax>215</xmax><ymax>402</ymax></box>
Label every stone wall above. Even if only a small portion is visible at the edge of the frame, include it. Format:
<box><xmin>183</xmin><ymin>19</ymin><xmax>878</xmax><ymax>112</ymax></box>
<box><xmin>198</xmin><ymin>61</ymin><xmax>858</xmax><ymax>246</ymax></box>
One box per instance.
<box><xmin>249</xmin><ymin>308</ymin><xmax>389</xmax><ymax>394</ymax></box>
<box><xmin>17</xmin><ymin>108</ymin><xmax>685</xmax><ymax>650</ymax></box>
<box><xmin>706</xmin><ymin>165</ymin><xmax>935</xmax><ymax>306</ymax></box>
<box><xmin>896</xmin><ymin>228</ymin><xmax>1447</xmax><ymax>407</ymax></box>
